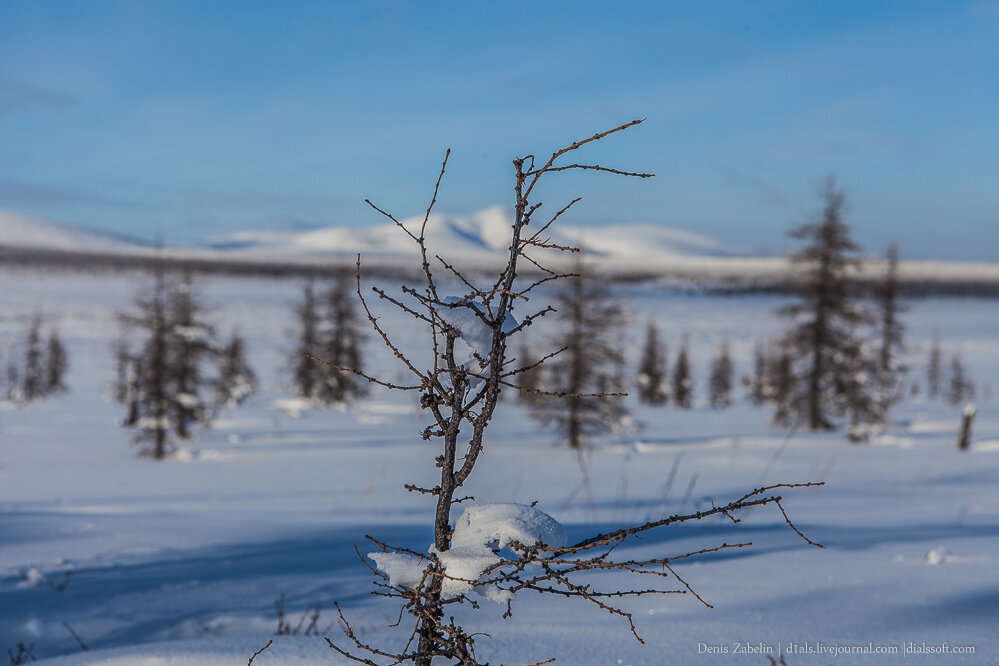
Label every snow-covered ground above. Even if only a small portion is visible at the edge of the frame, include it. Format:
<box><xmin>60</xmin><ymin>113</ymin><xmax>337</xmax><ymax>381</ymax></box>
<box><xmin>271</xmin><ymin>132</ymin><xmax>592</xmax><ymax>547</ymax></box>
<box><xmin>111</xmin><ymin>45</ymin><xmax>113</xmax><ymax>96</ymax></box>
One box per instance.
<box><xmin>1</xmin><ymin>267</ymin><xmax>997</xmax><ymax>665</ymax></box>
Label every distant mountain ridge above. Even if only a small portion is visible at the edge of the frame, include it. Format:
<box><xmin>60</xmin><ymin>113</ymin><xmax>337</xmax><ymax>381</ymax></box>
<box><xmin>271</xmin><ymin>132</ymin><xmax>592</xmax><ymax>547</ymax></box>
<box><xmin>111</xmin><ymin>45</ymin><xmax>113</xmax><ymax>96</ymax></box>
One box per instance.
<box><xmin>0</xmin><ymin>211</ymin><xmax>150</xmax><ymax>253</ymax></box>
<box><xmin>208</xmin><ymin>205</ymin><xmax>754</xmax><ymax>268</ymax></box>
<box><xmin>4</xmin><ymin>208</ymin><xmax>999</xmax><ymax>294</ymax></box>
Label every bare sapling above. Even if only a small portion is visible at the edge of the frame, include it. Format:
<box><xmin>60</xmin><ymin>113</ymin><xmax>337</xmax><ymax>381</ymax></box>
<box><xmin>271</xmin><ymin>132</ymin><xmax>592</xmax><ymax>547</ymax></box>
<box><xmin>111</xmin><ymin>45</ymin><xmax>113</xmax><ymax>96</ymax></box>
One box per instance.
<box><xmin>316</xmin><ymin>120</ymin><xmax>823</xmax><ymax>666</ymax></box>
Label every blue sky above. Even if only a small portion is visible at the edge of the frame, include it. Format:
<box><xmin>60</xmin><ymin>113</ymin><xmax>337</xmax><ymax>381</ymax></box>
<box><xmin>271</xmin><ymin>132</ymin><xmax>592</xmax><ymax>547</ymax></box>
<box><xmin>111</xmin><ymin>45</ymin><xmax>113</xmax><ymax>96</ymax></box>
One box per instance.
<box><xmin>1</xmin><ymin>1</ymin><xmax>997</xmax><ymax>260</ymax></box>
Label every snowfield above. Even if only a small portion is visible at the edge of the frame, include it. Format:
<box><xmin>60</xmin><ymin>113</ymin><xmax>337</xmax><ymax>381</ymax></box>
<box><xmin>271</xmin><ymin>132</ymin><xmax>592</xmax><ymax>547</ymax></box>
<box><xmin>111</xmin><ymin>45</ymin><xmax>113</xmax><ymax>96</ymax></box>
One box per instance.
<box><xmin>1</xmin><ymin>267</ymin><xmax>997</xmax><ymax>665</ymax></box>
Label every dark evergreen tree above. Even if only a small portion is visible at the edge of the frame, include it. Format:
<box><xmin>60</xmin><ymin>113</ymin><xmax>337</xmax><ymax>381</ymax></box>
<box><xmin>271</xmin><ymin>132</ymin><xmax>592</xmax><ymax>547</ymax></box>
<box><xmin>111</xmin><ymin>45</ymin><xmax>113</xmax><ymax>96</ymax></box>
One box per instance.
<box><xmin>833</xmin><ymin>335</ymin><xmax>879</xmax><ymax>441</ymax></box>
<box><xmin>636</xmin><ymin>320</ymin><xmax>668</xmax><ymax>405</ymax></box>
<box><xmin>132</xmin><ymin>267</ymin><xmax>173</xmax><ymax>458</ymax></box>
<box><xmin>875</xmin><ymin>244</ymin><xmax>906</xmax><ymax>417</ymax></box>
<box><xmin>112</xmin><ymin>329</ymin><xmax>131</xmax><ymax>404</ymax></box>
<box><xmin>21</xmin><ymin>313</ymin><xmax>44</xmax><ymax>402</ymax></box>
<box><xmin>44</xmin><ymin>328</ymin><xmax>68</xmax><ymax>394</ymax></box>
<box><xmin>768</xmin><ymin>349</ymin><xmax>795</xmax><ymax>424</ymax></box>
<box><xmin>292</xmin><ymin>281</ymin><xmax>322</xmax><ymax>399</ymax></box>
<box><xmin>708</xmin><ymin>338</ymin><xmax>733</xmax><ymax>408</ymax></box>
<box><xmin>121</xmin><ymin>268</ymin><xmax>217</xmax><ymax>459</ymax></box>
<box><xmin>927</xmin><ymin>333</ymin><xmax>942</xmax><ymax>400</ymax></box>
<box><xmin>671</xmin><ymin>337</ymin><xmax>693</xmax><ymax>409</ymax></box>
<box><xmin>530</xmin><ymin>260</ymin><xmax>627</xmax><ymax>449</ymax></box>
<box><xmin>774</xmin><ymin>178</ymin><xmax>876</xmax><ymax>430</ymax></box>
<box><xmin>315</xmin><ymin>273</ymin><xmax>367</xmax><ymax>405</ymax></box>
<box><xmin>214</xmin><ymin>330</ymin><xmax>257</xmax><ymax>408</ymax></box>
<box><xmin>514</xmin><ymin>339</ymin><xmax>543</xmax><ymax>405</ymax></box>
<box><xmin>124</xmin><ymin>358</ymin><xmax>142</xmax><ymax>427</ymax></box>
<box><xmin>166</xmin><ymin>272</ymin><xmax>215</xmax><ymax>438</ymax></box>
<box><xmin>744</xmin><ymin>342</ymin><xmax>768</xmax><ymax>405</ymax></box>
<box><xmin>948</xmin><ymin>353</ymin><xmax>967</xmax><ymax>406</ymax></box>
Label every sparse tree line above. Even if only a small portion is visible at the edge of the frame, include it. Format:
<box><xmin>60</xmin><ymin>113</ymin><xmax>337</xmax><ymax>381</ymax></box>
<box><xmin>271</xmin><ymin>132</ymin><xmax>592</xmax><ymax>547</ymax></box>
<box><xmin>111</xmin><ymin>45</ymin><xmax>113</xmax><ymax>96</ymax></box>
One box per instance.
<box><xmin>1</xmin><ymin>312</ymin><xmax>68</xmax><ymax>404</ymax></box>
<box><xmin>923</xmin><ymin>334</ymin><xmax>982</xmax><ymax>405</ymax></box>
<box><xmin>110</xmin><ymin>267</ymin><xmax>367</xmax><ymax>459</ymax></box>
<box><xmin>510</xmin><ymin>177</ymin><xmax>988</xmax><ymax>449</ymax></box>
<box><xmin>3</xmin><ymin>181</ymin><xmax>984</xmax><ymax>460</ymax></box>
<box><xmin>631</xmin><ymin>324</ymin><xmax>734</xmax><ymax>410</ymax></box>
<box><xmin>288</xmin><ymin>273</ymin><xmax>367</xmax><ymax>406</ymax></box>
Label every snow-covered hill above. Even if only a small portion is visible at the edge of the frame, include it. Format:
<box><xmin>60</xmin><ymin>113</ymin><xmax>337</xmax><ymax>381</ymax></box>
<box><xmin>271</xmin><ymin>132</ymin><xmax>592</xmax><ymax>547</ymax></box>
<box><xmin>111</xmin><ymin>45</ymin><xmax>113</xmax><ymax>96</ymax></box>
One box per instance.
<box><xmin>210</xmin><ymin>205</ymin><xmax>753</xmax><ymax>269</ymax></box>
<box><xmin>5</xmin><ymin>207</ymin><xmax>999</xmax><ymax>289</ymax></box>
<box><xmin>0</xmin><ymin>210</ymin><xmax>146</xmax><ymax>253</ymax></box>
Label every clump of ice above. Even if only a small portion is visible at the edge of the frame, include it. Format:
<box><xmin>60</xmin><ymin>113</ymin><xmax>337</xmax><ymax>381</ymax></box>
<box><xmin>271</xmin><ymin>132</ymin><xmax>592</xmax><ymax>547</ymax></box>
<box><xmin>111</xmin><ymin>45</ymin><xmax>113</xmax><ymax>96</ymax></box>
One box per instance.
<box><xmin>369</xmin><ymin>502</ymin><xmax>566</xmax><ymax>604</ymax></box>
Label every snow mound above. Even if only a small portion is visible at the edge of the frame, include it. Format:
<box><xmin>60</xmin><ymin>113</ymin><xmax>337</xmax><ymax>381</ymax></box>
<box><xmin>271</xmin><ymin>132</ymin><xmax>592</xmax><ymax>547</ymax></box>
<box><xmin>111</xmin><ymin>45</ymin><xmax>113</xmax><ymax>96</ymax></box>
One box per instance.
<box><xmin>369</xmin><ymin>503</ymin><xmax>566</xmax><ymax>604</ymax></box>
<box><xmin>925</xmin><ymin>546</ymin><xmax>950</xmax><ymax>565</ymax></box>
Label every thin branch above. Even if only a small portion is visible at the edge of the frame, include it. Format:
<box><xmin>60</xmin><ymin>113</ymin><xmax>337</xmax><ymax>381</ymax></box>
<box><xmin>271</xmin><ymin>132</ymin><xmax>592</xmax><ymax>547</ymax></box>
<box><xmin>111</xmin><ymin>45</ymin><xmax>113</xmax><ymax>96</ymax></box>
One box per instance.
<box><xmin>353</xmin><ymin>255</ymin><xmax>427</xmax><ymax>387</ymax></box>
<box><xmin>775</xmin><ymin>498</ymin><xmax>824</xmax><ymax>548</ymax></box>
<box><xmin>530</xmin><ymin>163</ymin><xmax>654</xmax><ymax>179</ymax></box>
<box><xmin>663</xmin><ymin>561</ymin><xmax>712</xmax><ymax>609</ymax></box>
<box><xmin>308</xmin><ymin>355</ymin><xmax>422</xmax><ymax>391</ymax></box>
<box><xmin>522</xmin><ymin>119</ymin><xmax>649</xmax><ymax>201</ymax></box>
<box><xmin>498</xmin><ymin>378</ymin><xmax>626</xmax><ymax>397</ymax></box>
<box><xmin>247</xmin><ymin>640</ymin><xmax>273</xmax><ymax>666</ymax></box>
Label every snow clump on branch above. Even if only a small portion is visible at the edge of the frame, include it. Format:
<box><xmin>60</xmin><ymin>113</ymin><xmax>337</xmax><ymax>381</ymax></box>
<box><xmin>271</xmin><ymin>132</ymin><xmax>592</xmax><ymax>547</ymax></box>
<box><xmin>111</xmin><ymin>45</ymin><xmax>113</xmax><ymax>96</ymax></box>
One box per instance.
<box><xmin>370</xmin><ymin>502</ymin><xmax>566</xmax><ymax>604</ymax></box>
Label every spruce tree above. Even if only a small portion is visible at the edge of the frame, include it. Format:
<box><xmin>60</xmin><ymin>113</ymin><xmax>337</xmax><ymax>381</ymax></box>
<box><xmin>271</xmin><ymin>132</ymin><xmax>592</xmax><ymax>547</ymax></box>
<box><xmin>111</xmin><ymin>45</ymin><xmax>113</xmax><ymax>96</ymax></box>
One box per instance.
<box><xmin>44</xmin><ymin>328</ymin><xmax>68</xmax><ymax>394</ymax></box>
<box><xmin>166</xmin><ymin>272</ymin><xmax>214</xmax><ymax>438</ymax></box>
<box><xmin>21</xmin><ymin>313</ymin><xmax>44</xmax><ymax>402</ymax></box>
<box><xmin>315</xmin><ymin>273</ymin><xmax>367</xmax><ymax>405</ymax></box>
<box><xmin>672</xmin><ymin>337</ymin><xmax>693</xmax><ymax>409</ymax></box>
<box><xmin>708</xmin><ymin>339</ymin><xmax>733</xmax><ymax>408</ymax></box>
<box><xmin>292</xmin><ymin>281</ymin><xmax>322</xmax><ymax>400</ymax></box>
<box><xmin>530</xmin><ymin>259</ymin><xmax>627</xmax><ymax>449</ymax></box>
<box><xmin>774</xmin><ymin>177</ymin><xmax>875</xmax><ymax>430</ymax></box>
<box><xmin>948</xmin><ymin>353</ymin><xmax>967</xmax><ymax>406</ymax></box>
<box><xmin>636</xmin><ymin>320</ymin><xmax>668</xmax><ymax>405</ymax></box>
<box><xmin>927</xmin><ymin>334</ymin><xmax>942</xmax><ymax>400</ymax></box>
<box><xmin>112</xmin><ymin>329</ymin><xmax>131</xmax><ymax>404</ymax></box>
<box><xmin>514</xmin><ymin>339</ymin><xmax>543</xmax><ymax>404</ymax></box>
<box><xmin>745</xmin><ymin>342</ymin><xmax>768</xmax><ymax>405</ymax></box>
<box><xmin>121</xmin><ymin>268</ymin><xmax>217</xmax><ymax>459</ymax></box>
<box><xmin>215</xmin><ymin>330</ymin><xmax>257</xmax><ymax>408</ymax></box>
<box><xmin>124</xmin><ymin>358</ymin><xmax>142</xmax><ymax>427</ymax></box>
<box><xmin>875</xmin><ymin>244</ymin><xmax>906</xmax><ymax>417</ymax></box>
<box><xmin>133</xmin><ymin>267</ymin><xmax>173</xmax><ymax>458</ymax></box>
<box><xmin>769</xmin><ymin>349</ymin><xmax>795</xmax><ymax>424</ymax></box>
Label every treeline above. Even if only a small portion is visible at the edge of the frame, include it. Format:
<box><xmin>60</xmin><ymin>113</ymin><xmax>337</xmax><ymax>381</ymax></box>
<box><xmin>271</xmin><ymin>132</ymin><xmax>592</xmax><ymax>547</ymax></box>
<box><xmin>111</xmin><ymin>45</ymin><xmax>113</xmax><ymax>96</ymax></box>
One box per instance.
<box><xmin>511</xmin><ymin>178</ymin><xmax>985</xmax><ymax>447</ymax></box>
<box><xmin>110</xmin><ymin>269</ymin><xmax>368</xmax><ymax>459</ymax></box>
<box><xmin>1</xmin><ymin>313</ymin><xmax>67</xmax><ymax>404</ymax></box>
<box><xmin>5</xmin><ymin>177</ymin><xmax>988</xmax><ymax>457</ymax></box>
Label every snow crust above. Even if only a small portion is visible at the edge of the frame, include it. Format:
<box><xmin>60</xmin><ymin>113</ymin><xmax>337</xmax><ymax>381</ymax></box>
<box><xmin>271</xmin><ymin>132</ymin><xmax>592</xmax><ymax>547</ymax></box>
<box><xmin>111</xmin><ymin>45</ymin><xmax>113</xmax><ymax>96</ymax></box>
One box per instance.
<box><xmin>4</xmin><ymin>271</ymin><xmax>999</xmax><ymax>665</ymax></box>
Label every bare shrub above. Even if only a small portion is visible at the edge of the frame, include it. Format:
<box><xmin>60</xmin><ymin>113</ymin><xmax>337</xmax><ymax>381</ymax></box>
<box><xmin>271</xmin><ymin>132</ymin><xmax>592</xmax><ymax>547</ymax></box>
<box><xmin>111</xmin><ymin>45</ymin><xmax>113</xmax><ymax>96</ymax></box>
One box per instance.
<box><xmin>316</xmin><ymin>121</ymin><xmax>821</xmax><ymax>666</ymax></box>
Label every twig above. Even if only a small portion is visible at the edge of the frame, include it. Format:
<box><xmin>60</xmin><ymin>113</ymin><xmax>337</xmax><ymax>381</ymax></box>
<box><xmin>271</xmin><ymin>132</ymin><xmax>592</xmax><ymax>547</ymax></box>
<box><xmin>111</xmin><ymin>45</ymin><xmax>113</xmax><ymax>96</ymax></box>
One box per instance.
<box><xmin>247</xmin><ymin>640</ymin><xmax>272</xmax><ymax>666</ymax></box>
<box><xmin>63</xmin><ymin>622</ymin><xmax>87</xmax><ymax>652</ymax></box>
